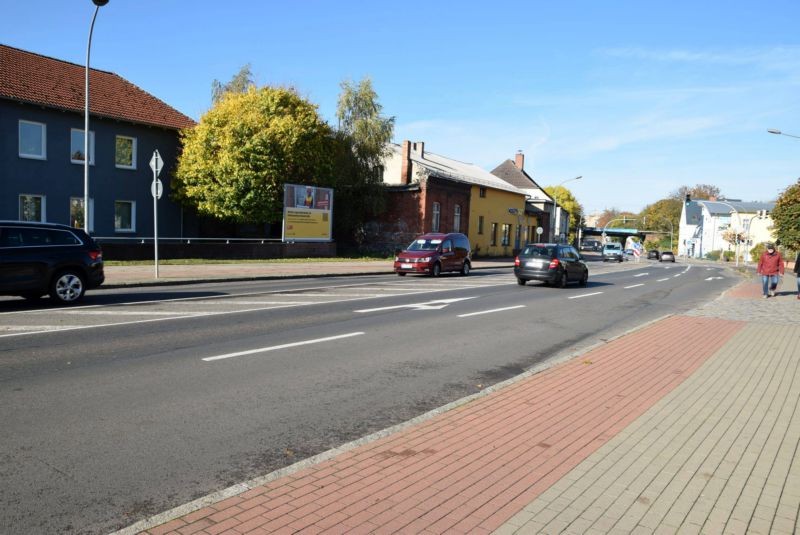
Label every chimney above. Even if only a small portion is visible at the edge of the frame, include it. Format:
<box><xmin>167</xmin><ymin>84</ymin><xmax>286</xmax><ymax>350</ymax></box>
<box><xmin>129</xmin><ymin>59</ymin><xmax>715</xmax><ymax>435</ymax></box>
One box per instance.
<box><xmin>412</xmin><ymin>141</ymin><xmax>425</xmax><ymax>159</ymax></box>
<box><xmin>514</xmin><ymin>150</ymin><xmax>524</xmax><ymax>170</ymax></box>
<box><xmin>401</xmin><ymin>140</ymin><xmax>411</xmax><ymax>185</ymax></box>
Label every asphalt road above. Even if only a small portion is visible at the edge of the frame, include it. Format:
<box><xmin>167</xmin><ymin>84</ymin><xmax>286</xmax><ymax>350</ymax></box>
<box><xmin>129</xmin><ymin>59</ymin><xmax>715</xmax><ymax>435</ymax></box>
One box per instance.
<box><xmin>0</xmin><ymin>257</ymin><xmax>739</xmax><ymax>534</ymax></box>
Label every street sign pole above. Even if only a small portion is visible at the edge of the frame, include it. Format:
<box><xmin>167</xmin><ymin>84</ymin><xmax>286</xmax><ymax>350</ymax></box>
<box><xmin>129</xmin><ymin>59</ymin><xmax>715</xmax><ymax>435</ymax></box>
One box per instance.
<box><xmin>149</xmin><ymin>150</ymin><xmax>164</xmax><ymax>278</ymax></box>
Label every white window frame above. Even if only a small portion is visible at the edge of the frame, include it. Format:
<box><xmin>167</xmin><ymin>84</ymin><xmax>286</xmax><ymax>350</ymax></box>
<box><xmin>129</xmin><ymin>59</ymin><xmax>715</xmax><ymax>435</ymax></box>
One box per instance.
<box><xmin>19</xmin><ymin>120</ymin><xmax>47</xmax><ymax>160</ymax></box>
<box><xmin>432</xmin><ymin>202</ymin><xmax>441</xmax><ymax>233</ymax></box>
<box><xmin>69</xmin><ymin>197</ymin><xmax>94</xmax><ymax>232</ymax></box>
<box><xmin>115</xmin><ymin>135</ymin><xmax>137</xmax><ymax>170</ymax></box>
<box><xmin>114</xmin><ymin>200</ymin><xmax>136</xmax><ymax>232</ymax></box>
<box><xmin>70</xmin><ymin>128</ymin><xmax>95</xmax><ymax>165</ymax></box>
<box><xmin>19</xmin><ymin>194</ymin><xmax>46</xmax><ymax>222</ymax></box>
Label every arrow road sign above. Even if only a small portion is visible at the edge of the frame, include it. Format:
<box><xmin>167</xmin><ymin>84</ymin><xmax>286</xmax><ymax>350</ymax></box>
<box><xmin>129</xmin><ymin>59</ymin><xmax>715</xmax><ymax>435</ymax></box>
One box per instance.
<box><xmin>354</xmin><ymin>297</ymin><xmax>477</xmax><ymax>314</ymax></box>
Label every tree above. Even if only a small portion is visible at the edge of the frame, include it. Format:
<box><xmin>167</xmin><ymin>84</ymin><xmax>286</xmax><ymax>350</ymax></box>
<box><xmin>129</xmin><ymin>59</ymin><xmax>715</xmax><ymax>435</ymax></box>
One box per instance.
<box><xmin>173</xmin><ymin>86</ymin><xmax>333</xmax><ymax>224</ymax></box>
<box><xmin>771</xmin><ymin>178</ymin><xmax>800</xmax><ymax>251</ymax></box>
<box><xmin>211</xmin><ymin>64</ymin><xmax>255</xmax><ymax>104</ymax></box>
<box><xmin>595</xmin><ymin>208</ymin><xmax>621</xmax><ymax>229</ymax></box>
<box><xmin>638</xmin><ymin>198</ymin><xmax>682</xmax><ymax>248</ymax></box>
<box><xmin>544</xmin><ymin>185</ymin><xmax>583</xmax><ymax>239</ymax></box>
<box><xmin>670</xmin><ymin>184</ymin><xmax>721</xmax><ymax>202</ymax></box>
<box><xmin>333</xmin><ymin>77</ymin><xmax>395</xmax><ymax>244</ymax></box>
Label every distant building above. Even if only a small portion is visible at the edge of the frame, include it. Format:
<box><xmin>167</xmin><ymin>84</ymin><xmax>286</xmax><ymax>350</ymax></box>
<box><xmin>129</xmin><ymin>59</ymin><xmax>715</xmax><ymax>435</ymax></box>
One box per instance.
<box><xmin>0</xmin><ymin>44</ymin><xmax>195</xmax><ymax>239</ymax></box>
<box><xmin>678</xmin><ymin>198</ymin><xmax>776</xmax><ymax>259</ymax></box>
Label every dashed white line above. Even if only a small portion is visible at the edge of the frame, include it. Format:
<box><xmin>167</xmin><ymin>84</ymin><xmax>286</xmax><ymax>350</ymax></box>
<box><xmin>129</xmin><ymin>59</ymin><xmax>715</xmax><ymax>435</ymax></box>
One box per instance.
<box><xmin>633</xmin><ymin>273</ymin><xmax>649</xmax><ymax>277</ymax></box>
<box><xmin>568</xmin><ymin>292</ymin><xmax>603</xmax><ymax>299</ymax></box>
<box><xmin>202</xmin><ymin>332</ymin><xmax>365</xmax><ymax>362</ymax></box>
<box><xmin>457</xmin><ymin>305</ymin><xmax>526</xmax><ymax>318</ymax></box>
<box><xmin>624</xmin><ymin>284</ymin><xmax>645</xmax><ymax>289</ymax></box>
<box><xmin>657</xmin><ymin>278</ymin><xmax>670</xmax><ymax>282</ymax></box>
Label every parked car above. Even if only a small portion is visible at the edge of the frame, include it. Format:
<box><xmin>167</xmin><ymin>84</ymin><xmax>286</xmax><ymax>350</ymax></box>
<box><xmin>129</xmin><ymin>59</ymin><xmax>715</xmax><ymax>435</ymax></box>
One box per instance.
<box><xmin>514</xmin><ymin>243</ymin><xmax>588</xmax><ymax>287</ymax></box>
<box><xmin>602</xmin><ymin>243</ymin><xmax>624</xmax><ymax>262</ymax></box>
<box><xmin>394</xmin><ymin>232</ymin><xmax>471</xmax><ymax>276</ymax></box>
<box><xmin>647</xmin><ymin>250</ymin><xmax>660</xmax><ymax>260</ymax></box>
<box><xmin>660</xmin><ymin>251</ymin><xmax>676</xmax><ymax>262</ymax></box>
<box><xmin>0</xmin><ymin>221</ymin><xmax>105</xmax><ymax>304</ymax></box>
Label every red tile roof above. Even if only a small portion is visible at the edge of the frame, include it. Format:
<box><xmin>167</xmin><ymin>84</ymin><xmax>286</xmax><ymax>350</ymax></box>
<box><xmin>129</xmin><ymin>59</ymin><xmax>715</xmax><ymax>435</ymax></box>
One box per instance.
<box><xmin>0</xmin><ymin>44</ymin><xmax>195</xmax><ymax>130</ymax></box>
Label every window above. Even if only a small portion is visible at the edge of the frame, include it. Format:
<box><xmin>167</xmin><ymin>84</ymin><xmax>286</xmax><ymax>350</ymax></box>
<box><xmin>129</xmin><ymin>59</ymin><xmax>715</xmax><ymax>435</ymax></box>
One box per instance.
<box><xmin>490</xmin><ymin>223</ymin><xmax>498</xmax><ymax>246</ymax></box>
<box><xmin>69</xmin><ymin>197</ymin><xmax>94</xmax><ymax>231</ymax></box>
<box><xmin>501</xmin><ymin>224</ymin><xmax>511</xmax><ymax>246</ymax></box>
<box><xmin>115</xmin><ymin>135</ymin><xmax>137</xmax><ymax>169</ymax></box>
<box><xmin>479</xmin><ymin>187</ymin><xmax>487</xmax><ymax>198</ymax></box>
<box><xmin>70</xmin><ymin>128</ymin><xmax>95</xmax><ymax>164</ymax></box>
<box><xmin>478</xmin><ymin>216</ymin><xmax>484</xmax><ymax>235</ymax></box>
<box><xmin>19</xmin><ymin>120</ymin><xmax>46</xmax><ymax>159</ymax></box>
<box><xmin>115</xmin><ymin>201</ymin><xmax>136</xmax><ymax>232</ymax></box>
<box><xmin>432</xmin><ymin>202</ymin><xmax>441</xmax><ymax>232</ymax></box>
<box><xmin>453</xmin><ymin>205</ymin><xmax>461</xmax><ymax>232</ymax></box>
<box><xmin>19</xmin><ymin>195</ymin><xmax>45</xmax><ymax>222</ymax></box>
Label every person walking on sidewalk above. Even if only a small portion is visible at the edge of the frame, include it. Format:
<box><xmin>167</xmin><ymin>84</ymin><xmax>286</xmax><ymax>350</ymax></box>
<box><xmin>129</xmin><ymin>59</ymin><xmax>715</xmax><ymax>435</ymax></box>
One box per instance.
<box><xmin>794</xmin><ymin>251</ymin><xmax>800</xmax><ymax>300</ymax></box>
<box><xmin>757</xmin><ymin>243</ymin><xmax>784</xmax><ymax>298</ymax></box>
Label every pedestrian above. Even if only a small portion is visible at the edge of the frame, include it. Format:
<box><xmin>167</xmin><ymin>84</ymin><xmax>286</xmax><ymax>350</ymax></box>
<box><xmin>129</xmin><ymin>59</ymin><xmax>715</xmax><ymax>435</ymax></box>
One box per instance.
<box><xmin>794</xmin><ymin>251</ymin><xmax>800</xmax><ymax>300</ymax></box>
<box><xmin>757</xmin><ymin>243</ymin><xmax>784</xmax><ymax>298</ymax></box>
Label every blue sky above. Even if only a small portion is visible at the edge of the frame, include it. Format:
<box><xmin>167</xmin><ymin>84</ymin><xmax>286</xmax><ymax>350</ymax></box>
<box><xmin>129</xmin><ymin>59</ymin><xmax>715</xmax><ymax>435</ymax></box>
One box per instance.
<box><xmin>3</xmin><ymin>1</ymin><xmax>799</xmax><ymax>214</ymax></box>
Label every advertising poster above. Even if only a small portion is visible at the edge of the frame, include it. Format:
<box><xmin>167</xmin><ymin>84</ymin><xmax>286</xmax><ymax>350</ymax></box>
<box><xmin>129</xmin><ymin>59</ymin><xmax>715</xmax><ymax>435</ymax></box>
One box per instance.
<box><xmin>282</xmin><ymin>184</ymin><xmax>334</xmax><ymax>242</ymax></box>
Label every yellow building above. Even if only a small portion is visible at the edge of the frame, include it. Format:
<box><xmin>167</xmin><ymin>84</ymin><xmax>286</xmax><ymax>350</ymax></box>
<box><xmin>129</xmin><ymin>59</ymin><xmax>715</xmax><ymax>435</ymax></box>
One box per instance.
<box><xmin>468</xmin><ymin>184</ymin><xmax>532</xmax><ymax>257</ymax></box>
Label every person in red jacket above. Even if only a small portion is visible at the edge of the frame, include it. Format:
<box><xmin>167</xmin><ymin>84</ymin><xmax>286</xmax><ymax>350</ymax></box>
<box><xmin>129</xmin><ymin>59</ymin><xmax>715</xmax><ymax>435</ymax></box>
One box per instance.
<box><xmin>757</xmin><ymin>243</ymin><xmax>784</xmax><ymax>298</ymax></box>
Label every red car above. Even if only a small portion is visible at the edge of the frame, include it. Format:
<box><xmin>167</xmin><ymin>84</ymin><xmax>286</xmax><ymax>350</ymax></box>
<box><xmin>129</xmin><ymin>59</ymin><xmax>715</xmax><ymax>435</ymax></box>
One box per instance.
<box><xmin>394</xmin><ymin>233</ymin><xmax>472</xmax><ymax>276</ymax></box>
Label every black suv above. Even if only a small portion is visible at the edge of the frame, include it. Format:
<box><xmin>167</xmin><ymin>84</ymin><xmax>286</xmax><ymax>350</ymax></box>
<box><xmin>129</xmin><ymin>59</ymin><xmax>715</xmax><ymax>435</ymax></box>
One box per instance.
<box><xmin>0</xmin><ymin>221</ymin><xmax>105</xmax><ymax>304</ymax></box>
<box><xmin>514</xmin><ymin>243</ymin><xmax>588</xmax><ymax>287</ymax></box>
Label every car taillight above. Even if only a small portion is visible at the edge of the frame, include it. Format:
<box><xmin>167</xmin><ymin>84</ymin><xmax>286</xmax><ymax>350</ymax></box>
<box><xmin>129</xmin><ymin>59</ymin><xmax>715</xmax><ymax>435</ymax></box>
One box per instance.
<box><xmin>88</xmin><ymin>250</ymin><xmax>102</xmax><ymax>261</ymax></box>
<box><xmin>514</xmin><ymin>256</ymin><xmax>520</xmax><ymax>267</ymax></box>
<box><xmin>549</xmin><ymin>258</ymin><xmax>560</xmax><ymax>269</ymax></box>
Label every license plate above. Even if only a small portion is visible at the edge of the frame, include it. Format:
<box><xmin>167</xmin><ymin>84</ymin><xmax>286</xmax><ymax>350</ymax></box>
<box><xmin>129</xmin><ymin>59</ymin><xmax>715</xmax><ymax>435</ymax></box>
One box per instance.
<box><xmin>401</xmin><ymin>263</ymin><xmax>413</xmax><ymax>269</ymax></box>
<box><xmin>526</xmin><ymin>260</ymin><xmax>544</xmax><ymax>268</ymax></box>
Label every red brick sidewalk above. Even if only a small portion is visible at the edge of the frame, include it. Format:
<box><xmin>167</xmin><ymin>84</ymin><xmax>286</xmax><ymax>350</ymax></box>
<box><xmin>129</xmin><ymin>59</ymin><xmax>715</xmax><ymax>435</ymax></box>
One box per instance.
<box><xmin>135</xmin><ymin>316</ymin><xmax>743</xmax><ymax>535</ymax></box>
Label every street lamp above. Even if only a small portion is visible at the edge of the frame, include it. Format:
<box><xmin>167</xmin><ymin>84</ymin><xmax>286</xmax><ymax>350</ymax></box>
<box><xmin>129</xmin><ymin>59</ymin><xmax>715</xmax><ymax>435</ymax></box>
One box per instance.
<box><xmin>767</xmin><ymin>128</ymin><xmax>800</xmax><ymax>139</ymax></box>
<box><xmin>84</xmin><ymin>0</ymin><xmax>109</xmax><ymax>233</ymax></box>
<box><xmin>550</xmin><ymin>175</ymin><xmax>582</xmax><ymax>243</ymax></box>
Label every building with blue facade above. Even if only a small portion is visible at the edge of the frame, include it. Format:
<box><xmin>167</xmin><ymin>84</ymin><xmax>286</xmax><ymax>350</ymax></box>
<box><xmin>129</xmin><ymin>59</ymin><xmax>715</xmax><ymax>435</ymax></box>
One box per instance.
<box><xmin>0</xmin><ymin>44</ymin><xmax>196</xmax><ymax>241</ymax></box>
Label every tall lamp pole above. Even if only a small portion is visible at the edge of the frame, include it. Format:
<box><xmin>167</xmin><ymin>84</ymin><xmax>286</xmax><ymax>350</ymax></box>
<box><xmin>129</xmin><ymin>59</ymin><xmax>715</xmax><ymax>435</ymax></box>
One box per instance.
<box><xmin>550</xmin><ymin>175</ymin><xmax>582</xmax><ymax>243</ymax></box>
<box><xmin>767</xmin><ymin>128</ymin><xmax>800</xmax><ymax>139</ymax></box>
<box><xmin>84</xmin><ymin>0</ymin><xmax>109</xmax><ymax>233</ymax></box>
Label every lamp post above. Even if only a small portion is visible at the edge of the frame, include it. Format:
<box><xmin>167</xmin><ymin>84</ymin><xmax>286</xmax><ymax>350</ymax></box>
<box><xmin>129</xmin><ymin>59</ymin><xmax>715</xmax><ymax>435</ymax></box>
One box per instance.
<box><xmin>713</xmin><ymin>199</ymin><xmax>743</xmax><ymax>267</ymax></box>
<box><xmin>767</xmin><ymin>128</ymin><xmax>800</xmax><ymax>139</ymax></box>
<box><xmin>550</xmin><ymin>175</ymin><xmax>582</xmax><ymax>243</ymax></box>
<box><xmin>84</xmin><ymin>0</ymin><xmax>109</xmax><ymax>233</ymax></box>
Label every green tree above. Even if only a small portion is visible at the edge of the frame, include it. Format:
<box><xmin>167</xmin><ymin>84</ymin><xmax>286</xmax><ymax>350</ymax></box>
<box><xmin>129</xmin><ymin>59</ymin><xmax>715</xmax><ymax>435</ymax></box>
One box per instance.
<box><xmin>639</xmin><ymin>198</ymin><xmax>681</xmax><ymax>249</ymax></box>
<box><xmin>771</xmin><ymin>178</ymin><xmax>800</xmax><ymax>250</ymax></box>
<box><xmin>544</xmin><ymin>185</ymin><xmax>584</xmax><ymax>240</ymax></box>
<box><xmin>333</xmin><ymin>77</ymin><xmax>395</xmax><ymax>244</ymax></box>
<box><xmin>670</xmin><ymin>184</ymin><xmax>721</xmax><ymax>202</ymax></box>
<box><xmin>211</xmin><ymin>64</ymin><xmax>255</xmax><ymax>104</ymax></box>
<box><xmin>173</xmin><ymin>86</ymin><xmax>333</xmax><ymax>223</ymax></box>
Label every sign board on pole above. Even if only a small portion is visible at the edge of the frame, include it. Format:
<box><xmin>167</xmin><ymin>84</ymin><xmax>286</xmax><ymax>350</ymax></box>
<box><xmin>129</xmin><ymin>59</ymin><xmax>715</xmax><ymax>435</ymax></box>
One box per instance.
<box><xmin>151</xmin><ymin>179</ymin><xmax>163</xmax><ymax>199</ymax></box>
<box><xmin>282</xmin><ymin>184</ymin><xmax>334</xmax><ymax>242</ymax></box>
<box><xmin>536</xmin><ymin>227</ymin><xmax>543</xmax><ymax>236</ymax></box>
<box><xmin>149</xmin><ymin>150</ymin><xmax>163</xmax><ymax>177</ymax></box>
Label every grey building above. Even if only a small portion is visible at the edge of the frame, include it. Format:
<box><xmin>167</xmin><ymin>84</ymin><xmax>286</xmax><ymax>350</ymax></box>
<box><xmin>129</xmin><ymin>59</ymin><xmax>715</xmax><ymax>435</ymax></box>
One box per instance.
<box><xmin>0</xmin><ymin>44</ymin><xmax>196</xmax><ymax>240</ymax></box>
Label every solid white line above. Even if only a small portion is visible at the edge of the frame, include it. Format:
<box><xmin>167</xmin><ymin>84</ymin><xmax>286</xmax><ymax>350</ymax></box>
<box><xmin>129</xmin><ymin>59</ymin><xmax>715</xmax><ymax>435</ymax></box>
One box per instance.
<box><xmin>657</xmin><ymin>278</ymin><xmax>670</xmax><ymax>282</ymax></box>
<box><xmin>568</xmin><ymin>292</ymin><xmax>603</xmax><ymax>299</ymax></box>
<box><xmin>624</xmin><ymin>284</ymin><xmax>645</xmax><ymax>289</ymax></box>
<box><xmin>457</xmin><ymin>305</ymin><xmax>525</xmax><ymax>318</ymax></box>
<box><xmin>202</xmin><ymin>332</ymin><xmax>365</xmax><ymax>362</ymax></box>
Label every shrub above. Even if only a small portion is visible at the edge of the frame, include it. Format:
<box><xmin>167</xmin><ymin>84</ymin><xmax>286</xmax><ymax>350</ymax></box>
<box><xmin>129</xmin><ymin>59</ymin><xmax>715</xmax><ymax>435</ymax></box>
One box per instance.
<box><xmin>705</xmin><ymin>250</ymin><xmax>722</xmax><ymax>261</ymax></box>
<box><xmin>722</xmin><ymin>250</ymin><xmax>735</xmax><ymax>262</ymax></box>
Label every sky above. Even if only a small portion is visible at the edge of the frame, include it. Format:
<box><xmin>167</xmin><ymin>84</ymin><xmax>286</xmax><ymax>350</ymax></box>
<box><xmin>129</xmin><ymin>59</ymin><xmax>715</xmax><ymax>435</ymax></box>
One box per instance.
<box><xmin>3</xmin><ymin>0</ymin><xmax>799</xmax><ymax>215</ymax></box>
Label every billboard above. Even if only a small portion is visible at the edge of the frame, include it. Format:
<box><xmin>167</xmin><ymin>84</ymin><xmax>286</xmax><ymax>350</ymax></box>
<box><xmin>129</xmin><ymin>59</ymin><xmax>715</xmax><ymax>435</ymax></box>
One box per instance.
<box><xmin>282</xmin><ymin>184</ymin><xmax>334</xmax><ymax>242</ymax></box>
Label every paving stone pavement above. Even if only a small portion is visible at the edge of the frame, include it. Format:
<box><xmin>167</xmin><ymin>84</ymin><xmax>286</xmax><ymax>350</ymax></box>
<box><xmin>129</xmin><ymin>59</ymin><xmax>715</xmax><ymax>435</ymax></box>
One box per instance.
<box><xmin>115</xmin><ymin>273</ymin><xmax>800</xmax><ymax>535</ymax></box>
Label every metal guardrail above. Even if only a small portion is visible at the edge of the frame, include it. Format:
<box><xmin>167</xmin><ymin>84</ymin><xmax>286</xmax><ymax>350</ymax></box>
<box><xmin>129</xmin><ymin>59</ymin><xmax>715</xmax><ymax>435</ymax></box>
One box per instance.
<box><xmin>94</xmin><ymin>236</ymin><xmax>283</xmax><ymax>244</ymax></box>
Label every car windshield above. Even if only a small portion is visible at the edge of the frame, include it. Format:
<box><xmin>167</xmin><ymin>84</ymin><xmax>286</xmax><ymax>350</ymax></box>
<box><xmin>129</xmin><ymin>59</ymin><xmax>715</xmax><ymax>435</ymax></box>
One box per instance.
<box><xmin>405</xmin><ymin>238</ymin><xmax>442</xmax><ymax>251</ymax></box>
<box><xmin>604</xmin><ymin>244</ymin><xmax>621</xmax><ymax>250</ymax></box>
<box><xmin>521</xmin><ymin>245</ymin><xmax>557</xmax><ymax>258</ymax></box>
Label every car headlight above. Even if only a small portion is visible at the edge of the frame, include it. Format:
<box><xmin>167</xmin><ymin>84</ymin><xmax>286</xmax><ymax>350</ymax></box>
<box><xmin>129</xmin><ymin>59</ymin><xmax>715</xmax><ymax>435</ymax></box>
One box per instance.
<box><xmin>419</xmin><ymin>257</ymin><xmax>431</xmax><ymax>263</ymax></box>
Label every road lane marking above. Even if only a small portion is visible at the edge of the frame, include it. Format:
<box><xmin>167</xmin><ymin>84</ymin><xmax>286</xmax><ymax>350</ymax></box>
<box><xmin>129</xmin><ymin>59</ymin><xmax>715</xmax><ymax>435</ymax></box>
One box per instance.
<box><xmin>202</xmin><ymin>332</ymin><xmax>365</xmax><ymax>362</ymax></box>
<box><xmin>657</xmin><ymin>278</ymin><xmax>670</xmax><ymax>282</ymax></box>
<box><xmin>457</xmin><ymin>305</ymin><xmax>525</xmax><ymax>318</ymax></box>
<box><xmin>624</xmin><ymin>284</ymin><xmax>645</xmax><ymax>289</ymax></box>
<box><xmin>355</xmin><ymin>297</ymin><xmax>477</xmax><ymax>313</ymax></box>
<box><xmin>633</xmin><ymin>273</ymin><xmax>649</xmax><ymax>277</ymax></box>
<box><xmin>568</xmin><ymin>292</ymin><xmax>603</xmax><ymax>299</ymax></box>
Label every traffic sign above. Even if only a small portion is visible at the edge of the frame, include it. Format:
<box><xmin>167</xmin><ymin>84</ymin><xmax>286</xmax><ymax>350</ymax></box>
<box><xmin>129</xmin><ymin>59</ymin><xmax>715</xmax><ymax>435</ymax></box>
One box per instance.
<box><xmin>149</xmin><ymin>150</ymin><xmax>163</xmax><ymax>177</ymax></box>
<box><xmin>151</xmin><ymin>179</ymin><xmax>163</xmax><ymax>199</ymax></box>
<box><xmin>536</xmin><ymin>227</ymin><xmax>543</xmax><ymax>236</ymax></box>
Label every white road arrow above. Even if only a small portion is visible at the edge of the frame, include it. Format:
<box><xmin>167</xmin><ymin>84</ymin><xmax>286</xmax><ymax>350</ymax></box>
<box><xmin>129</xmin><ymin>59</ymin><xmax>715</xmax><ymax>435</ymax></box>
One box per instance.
<box><xmin>355</xmin><ymin>297</ymin><xmax>477</xmax><ymax>313</ymax></box>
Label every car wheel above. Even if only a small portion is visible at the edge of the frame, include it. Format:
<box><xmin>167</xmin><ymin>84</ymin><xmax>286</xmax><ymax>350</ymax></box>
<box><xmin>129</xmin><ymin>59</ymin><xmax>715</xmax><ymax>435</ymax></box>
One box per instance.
<box><xmin>460</xmin><ymin>261</ymin><xmax>470</xmax><ymax>276</ymax></box>
<box><xmin>558</xmin><ymin>271</ymin><xmax>568</xmax><ymax>288</ymax></box>
<box><xmin>397</xmin><ymin>272</ymin><xmax>406</xmax><ymax>276</ymax></box>
<box><xmin>517</xmin><ymin>278</ymin><xmax>526</xmax><ymax>286</ymax></box>
<box><xmin>579</xmin><ymin>271</ymin><xmax>588</xmax><ymax>286</ymax></box>
<box><xmin>431</xmin><ymin>263</ymin><xmax>441</xmax><ymax>277</ymax></box>
<box><xmin>49</xmin><ymin>270</ymin><xmax>86</xmax><ymax>304</ymax></box>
